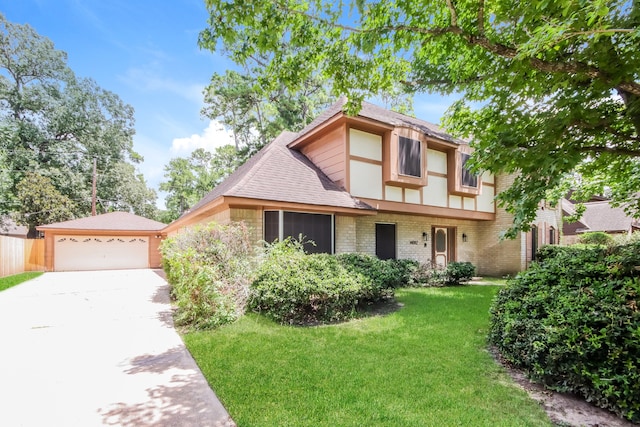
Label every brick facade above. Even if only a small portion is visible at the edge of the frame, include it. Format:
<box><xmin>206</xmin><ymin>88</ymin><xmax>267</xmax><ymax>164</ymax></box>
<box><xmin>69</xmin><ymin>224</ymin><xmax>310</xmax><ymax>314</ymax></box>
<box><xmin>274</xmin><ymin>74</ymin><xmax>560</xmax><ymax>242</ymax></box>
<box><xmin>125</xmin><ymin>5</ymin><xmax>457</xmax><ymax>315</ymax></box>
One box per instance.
<box><xmin>230</xmin><ymin>208</ymin><xmax>263</xmax><ymax>247</ymax></box>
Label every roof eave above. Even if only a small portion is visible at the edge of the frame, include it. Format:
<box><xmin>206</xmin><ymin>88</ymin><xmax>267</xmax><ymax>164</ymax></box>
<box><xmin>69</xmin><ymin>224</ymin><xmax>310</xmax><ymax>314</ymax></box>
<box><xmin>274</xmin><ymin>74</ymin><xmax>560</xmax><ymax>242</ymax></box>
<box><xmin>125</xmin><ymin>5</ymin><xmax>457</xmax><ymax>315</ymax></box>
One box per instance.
<box><xmin>162</xmin><ymin>196</ymin><xmax>227</xmax><ymax>234</ymax></box>
<box><xmin>36</xmin><ymin>227</ymin><xmax>165</xmax><ymax>234</ymax></box>
<box><xmin>288</xmin><ymin>113</ymin><xmax>397</xmax><ymax>151</ymax></box>
<box><xmin>225</xmin><ymin>196</ymin><xmax>377</xmax><ymax>216</ymax></box>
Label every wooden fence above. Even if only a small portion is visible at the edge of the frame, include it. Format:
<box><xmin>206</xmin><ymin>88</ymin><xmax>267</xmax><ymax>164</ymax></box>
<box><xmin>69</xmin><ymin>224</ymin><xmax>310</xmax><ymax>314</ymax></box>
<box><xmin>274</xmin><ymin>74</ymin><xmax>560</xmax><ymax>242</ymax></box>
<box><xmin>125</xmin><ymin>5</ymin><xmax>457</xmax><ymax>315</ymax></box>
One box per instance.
<box><xmin>0</xmin><ymin>236</ymin><xmax>45</xmax><ymax>278</ymax></box>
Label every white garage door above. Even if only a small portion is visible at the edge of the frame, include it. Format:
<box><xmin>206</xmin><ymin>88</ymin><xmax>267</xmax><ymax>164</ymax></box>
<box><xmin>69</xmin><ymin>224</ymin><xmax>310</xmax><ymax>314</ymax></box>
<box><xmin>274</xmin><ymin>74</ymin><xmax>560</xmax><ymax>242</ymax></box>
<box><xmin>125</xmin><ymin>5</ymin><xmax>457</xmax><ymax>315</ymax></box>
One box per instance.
<box><xmin>54</xmin><ymin>236</ymin><xmax>149</xmax><ymax>271</ymax></box>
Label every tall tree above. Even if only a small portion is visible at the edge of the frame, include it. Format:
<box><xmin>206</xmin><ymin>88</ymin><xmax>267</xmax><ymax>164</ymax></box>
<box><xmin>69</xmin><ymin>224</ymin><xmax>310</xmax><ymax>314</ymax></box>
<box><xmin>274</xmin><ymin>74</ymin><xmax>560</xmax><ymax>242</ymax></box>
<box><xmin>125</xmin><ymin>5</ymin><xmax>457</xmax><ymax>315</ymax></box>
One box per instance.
<box><xmin>15</xmin><ymin>172</ymin><xmax>75</xmax><ymax>237</ymax></box>
<box><xmin>0</xmin><ymin>14</ymin><xmax>157</xmax><ymax>223</ymax></box>
<box><xmin>200</xmin><ymin>0</ymin><xmax>640</xmax><ymax>236</ymax></box>
<box><xmin>202</xmin><ymin>69</ymin><xmax>332</xmax><ymax>159</ymax></box>
<box><xmin>160</xmin><ymin>157</ymin><xmax>197</xmax><ymax>221</ymax></box>
<box><xmin>159</xmin><ymin>146</ymin><xmax>243</xmax><ymax>222</ymax></box>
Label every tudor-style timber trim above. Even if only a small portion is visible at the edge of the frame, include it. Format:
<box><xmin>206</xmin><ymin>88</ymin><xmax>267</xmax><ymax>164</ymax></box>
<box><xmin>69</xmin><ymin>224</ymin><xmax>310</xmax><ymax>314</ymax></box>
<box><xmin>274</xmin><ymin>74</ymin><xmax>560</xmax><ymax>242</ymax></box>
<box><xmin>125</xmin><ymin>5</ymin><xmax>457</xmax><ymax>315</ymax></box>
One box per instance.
<box><xmin>290</xmin><ymin>114</ymin><xmax>394</xmax><ymax>150</ymax></box>
<box><xmin>357</xmin><ymin>198</ymin><xmax>495</xmax><ymax>220</ymax></box>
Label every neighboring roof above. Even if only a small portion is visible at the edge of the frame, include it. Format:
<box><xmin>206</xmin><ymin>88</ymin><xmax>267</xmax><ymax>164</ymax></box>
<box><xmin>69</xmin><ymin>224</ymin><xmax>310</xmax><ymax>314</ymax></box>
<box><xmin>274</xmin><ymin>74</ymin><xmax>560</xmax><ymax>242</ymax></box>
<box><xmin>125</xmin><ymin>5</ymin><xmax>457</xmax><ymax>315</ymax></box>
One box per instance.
<box><xmin>185</xmin><ymin>131</ymin><xmax>374</xmax><ymax>215</ymax></box>
<box><xmin>562</xmin><ymin>199</ymin><xmax>639</xmax><ymax>233</ymax></box>
<box><xmin>0</xmin><ymin>217</ymin><xmax>28</xmax><ymax>237</ymax></box>
<box><xmin>294</xmin><ymin>97</ymin><xmax>466</xmax><ymax>145</ymax></box>
<box><xmin>37</xmin><ymin>211</ymin><xmax>166</xmax><ymax>232</ymax></box>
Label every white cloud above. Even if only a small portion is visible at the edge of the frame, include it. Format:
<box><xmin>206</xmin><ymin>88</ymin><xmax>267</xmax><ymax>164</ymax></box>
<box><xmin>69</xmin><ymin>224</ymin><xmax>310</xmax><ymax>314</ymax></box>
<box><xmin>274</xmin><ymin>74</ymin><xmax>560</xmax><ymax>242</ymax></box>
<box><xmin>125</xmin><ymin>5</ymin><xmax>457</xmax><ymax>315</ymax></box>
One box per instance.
<box><xmin>170</xmin><ymin>120</ymin><xmax>235</xmax><ymax>155</ymax></box>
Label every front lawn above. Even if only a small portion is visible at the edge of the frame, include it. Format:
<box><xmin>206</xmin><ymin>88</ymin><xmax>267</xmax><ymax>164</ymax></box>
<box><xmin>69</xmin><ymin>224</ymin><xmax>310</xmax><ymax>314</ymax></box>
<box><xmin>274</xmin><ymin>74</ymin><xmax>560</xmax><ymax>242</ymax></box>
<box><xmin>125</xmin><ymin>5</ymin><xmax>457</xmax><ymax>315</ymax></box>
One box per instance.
<box><xmin>0</xmin><ymin>272</ymin><xmax>42</xmax><ymax>292</ymax></box>
<box><xmin>185</xmin><ymin>286</ymin><xmax>551</xmax><ymax>426</ymax></box>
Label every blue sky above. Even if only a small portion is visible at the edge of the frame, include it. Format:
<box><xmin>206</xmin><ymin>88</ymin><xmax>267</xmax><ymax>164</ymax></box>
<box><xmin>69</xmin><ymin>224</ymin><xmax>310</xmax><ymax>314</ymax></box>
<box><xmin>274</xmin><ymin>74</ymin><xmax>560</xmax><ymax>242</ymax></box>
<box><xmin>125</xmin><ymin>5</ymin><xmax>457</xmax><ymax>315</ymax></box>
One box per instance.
<box><xmin>1</xmin><ymin>0</ymin><xmax>458</xmax><ymax>208</ymax></box>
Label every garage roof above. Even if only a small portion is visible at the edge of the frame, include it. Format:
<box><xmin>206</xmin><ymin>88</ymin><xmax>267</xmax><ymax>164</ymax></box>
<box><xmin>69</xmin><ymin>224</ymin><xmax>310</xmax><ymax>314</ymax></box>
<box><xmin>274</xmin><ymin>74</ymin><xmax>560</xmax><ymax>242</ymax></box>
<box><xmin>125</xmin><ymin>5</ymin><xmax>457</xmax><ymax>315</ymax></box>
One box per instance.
<box><xmin>37</xmin><ymin>212</ymin><xmax>166</xmax><ymax>232</ymax></box>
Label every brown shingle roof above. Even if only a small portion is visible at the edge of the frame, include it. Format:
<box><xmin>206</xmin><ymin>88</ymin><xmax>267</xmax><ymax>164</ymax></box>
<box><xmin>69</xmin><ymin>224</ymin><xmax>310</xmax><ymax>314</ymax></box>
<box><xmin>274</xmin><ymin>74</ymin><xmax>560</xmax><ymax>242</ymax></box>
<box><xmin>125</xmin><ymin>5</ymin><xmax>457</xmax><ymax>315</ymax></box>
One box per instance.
<box><xmin>181</xmin><ymin>98</ymin><xmax>465</xmax><ymax>223</ymax></box>
<box><xmin>185</xmin><ymin>131</ymin><xmax>374</xmax><ymax>214</ymax></box>
<box><xmin>295</xmin><ymin>97</ymin><xmax>466</xmax><ymax>145</ymax></box>
<box><xmin>580</xmin><ymin>201</ymin><xmax>639</xmax><ymax>233</ymax></box>
<box><xmin>563</xmin><ymin>199</ymin><xmax>640</xmax><ymax>234</ymax></box>
<box><xmin>37</xmin><ymin>212</ymin><xmax>166</xmax><ymax>231</ymax></box>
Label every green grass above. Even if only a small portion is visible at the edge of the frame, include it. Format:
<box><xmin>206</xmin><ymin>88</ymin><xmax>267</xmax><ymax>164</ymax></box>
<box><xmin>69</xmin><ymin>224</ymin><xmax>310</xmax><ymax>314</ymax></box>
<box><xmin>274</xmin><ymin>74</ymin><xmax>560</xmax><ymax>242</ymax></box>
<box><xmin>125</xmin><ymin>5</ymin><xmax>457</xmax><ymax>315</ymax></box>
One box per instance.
<box><xmin>185</xmin><ymin>286</ymin><xmax>551</xmax><ymax>427</ymax></box>
<box><xmin>0</xmin><ymin>271</ymin><xmax>43</xmax><ymax>292</ymax></box>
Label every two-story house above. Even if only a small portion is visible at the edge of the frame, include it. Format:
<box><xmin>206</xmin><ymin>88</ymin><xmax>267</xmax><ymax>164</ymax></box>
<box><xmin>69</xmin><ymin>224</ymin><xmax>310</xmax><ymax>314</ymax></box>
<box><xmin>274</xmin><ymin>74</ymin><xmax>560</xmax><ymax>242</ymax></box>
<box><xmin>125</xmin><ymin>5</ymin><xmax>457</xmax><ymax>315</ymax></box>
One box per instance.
<box><xmin>164</xmin><ymin>98</ymin><xmax>560</xmax><ymax>276</ymax></box>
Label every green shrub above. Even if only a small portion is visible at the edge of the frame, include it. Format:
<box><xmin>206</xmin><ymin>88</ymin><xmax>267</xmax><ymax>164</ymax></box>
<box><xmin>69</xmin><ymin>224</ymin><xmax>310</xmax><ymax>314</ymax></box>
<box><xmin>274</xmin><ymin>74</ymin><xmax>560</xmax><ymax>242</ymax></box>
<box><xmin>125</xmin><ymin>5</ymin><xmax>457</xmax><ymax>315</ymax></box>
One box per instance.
<box><xmin>160</xmin><ymin>222</ymin><xmax>255</xmax><ymax>330</ymax></box>
<box><xmin>335</xmin><ymin>253</ymin><xmax>417</xmax><ymax>289</ymax></box>
<box><xmin>408</xmin><ymin>262</ymin><xmax>447</xmax><ymax>287</ymax></box>
<box><xmin>407</xmin><ymin>261</ymin><xmax>476</xmax><ymax>287</ymax></box>
<box><xmin>445</xmin><ymin>261</ymin><xmax>476</xmax><ymax>285</ymax></box>
<box><xmin>386</xmin><ymin>258</ymin><xmax>420</xmax><ymax>287</ymax></box>
<box><xmin>489</xmin><ymin>242</ymin><xmax>640</xmax><ymax>422</ymax></box>
<box><xmin>578</xmin><ymin>231</ymin><xmax>614</xmax><ymax>246</ymax></box>
<box><xmin>250</xmin><ymin>241</ymin><xmax>393</xmax><ymax>324</ymax></box>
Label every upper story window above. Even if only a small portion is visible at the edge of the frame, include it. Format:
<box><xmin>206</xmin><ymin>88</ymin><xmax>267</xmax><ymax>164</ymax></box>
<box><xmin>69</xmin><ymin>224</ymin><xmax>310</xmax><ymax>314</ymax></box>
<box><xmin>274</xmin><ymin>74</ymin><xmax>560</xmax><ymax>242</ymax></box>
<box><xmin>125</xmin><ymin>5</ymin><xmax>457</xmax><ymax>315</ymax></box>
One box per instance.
<box><xmin>449</xmin><ymin>149</ymin><xmax>482</xmax><ymax>196</ymax></box>
<box><xmin>460</xmin><ymin>153</ymin><xmax>478</xmax><ymax>188</ymax></box>
<box><xmin>398</xmin><ymin>136</ymin><xmax>422</xmax><ymax>178</ymax></box>
<box><xmin>384</xmin><ymin>127</ymin><xmax>427</xmax><ymax>188</ymax></box>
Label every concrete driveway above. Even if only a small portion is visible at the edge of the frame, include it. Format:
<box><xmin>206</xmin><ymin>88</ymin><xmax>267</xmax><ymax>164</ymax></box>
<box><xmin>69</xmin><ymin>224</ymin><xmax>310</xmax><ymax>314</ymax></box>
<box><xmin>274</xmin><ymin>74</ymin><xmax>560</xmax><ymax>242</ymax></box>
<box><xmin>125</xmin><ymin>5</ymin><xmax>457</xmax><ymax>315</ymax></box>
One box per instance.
<box><xmin>0</xmin><ymin>269</ymin><xmax>234</xmax><ymax>427</ymax></box>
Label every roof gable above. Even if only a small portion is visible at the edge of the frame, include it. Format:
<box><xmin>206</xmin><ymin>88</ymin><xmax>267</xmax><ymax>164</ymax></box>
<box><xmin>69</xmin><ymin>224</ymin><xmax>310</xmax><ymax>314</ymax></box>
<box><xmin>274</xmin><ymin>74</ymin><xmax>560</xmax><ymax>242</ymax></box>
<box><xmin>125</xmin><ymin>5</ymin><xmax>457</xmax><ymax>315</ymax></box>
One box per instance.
<box><xmin>582</xmin><ymin>201</ymin><xmax>638</xmax><ymax>233</ymax></box>
<box><xmin>184</xmin><ymin>131</ymin><xmax>373</xmax><ymax>216</ymax></box>
<box><xmin>563</xmin><ymin>198</ymin><xmax>639</xmax><ymax>233</ymax></box>
<box><xmin>293</xmin><ymin>97</ymin><xmax>465</xmax><ymax>146</ymax></box>
<box><xmin>37</xmin><ymin>211</ymin><xmax>166</xmax><ymax>232</ymax></box>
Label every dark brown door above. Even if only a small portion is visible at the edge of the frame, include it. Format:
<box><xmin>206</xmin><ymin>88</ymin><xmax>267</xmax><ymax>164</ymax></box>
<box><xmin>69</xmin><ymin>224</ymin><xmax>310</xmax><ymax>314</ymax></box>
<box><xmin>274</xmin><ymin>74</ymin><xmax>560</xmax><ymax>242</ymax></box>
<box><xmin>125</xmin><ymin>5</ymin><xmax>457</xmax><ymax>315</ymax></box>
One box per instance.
<box><xmin>376</xmin><ymin>223</ymin><xmax>396</xmax><ymax>260</ymax></box>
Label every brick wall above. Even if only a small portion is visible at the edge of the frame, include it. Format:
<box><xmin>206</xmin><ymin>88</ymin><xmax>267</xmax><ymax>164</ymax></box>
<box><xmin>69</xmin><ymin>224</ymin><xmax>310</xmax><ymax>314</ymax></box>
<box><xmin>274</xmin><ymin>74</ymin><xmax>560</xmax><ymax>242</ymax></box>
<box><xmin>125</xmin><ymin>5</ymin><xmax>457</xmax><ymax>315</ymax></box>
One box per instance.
<box><xmin>230</xmin><ymin>208</ymin><xmax>263</xmax><ymax>247</ymax></box>
<box><xmin>475</xmin><ymin>174</ymin><xmax>563</xmax><ymax>275</ymax></box>
<box><xmin>335</xmin><ymin>215</ymin><xmax>357</xmax><ymax>253</ymax></box>
<box><xmin>476</xmin><ymin>174</ymin><xmax>525</xmax><ymax>275</ymax></box>
<box><xmin>354</xmin><ymin>213</ymin><xmax>483</xmax><ymax>267</ymax></box>
<box><xmin>196</xmin><ymin>209</ymin><xmax>231</xmax><ymax>226</ymax></box>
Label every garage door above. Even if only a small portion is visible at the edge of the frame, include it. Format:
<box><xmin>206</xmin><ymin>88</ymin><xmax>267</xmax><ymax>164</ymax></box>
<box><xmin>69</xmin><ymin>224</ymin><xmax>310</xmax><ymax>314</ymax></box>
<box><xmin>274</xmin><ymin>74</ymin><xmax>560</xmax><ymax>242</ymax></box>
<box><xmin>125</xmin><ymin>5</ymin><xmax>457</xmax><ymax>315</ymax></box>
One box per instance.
<box><xmin>54</xmin><ymin>236</ymin><xmax>149</xmax><ymax>271</ymax></box>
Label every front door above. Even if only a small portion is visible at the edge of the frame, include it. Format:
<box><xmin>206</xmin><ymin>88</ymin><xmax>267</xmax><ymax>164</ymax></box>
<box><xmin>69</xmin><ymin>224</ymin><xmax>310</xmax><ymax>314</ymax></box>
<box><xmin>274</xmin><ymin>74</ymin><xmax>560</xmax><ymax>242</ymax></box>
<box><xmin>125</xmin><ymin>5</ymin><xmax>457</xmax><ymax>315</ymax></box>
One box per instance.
<box><xmin>432</xmin><ymin>227</ymin><xmax>455</xmax><ymax>267</ymax></box>
<box><xmin>375</xmin><ymin>223</ymin><xmax>396</xmax><ymax>260</ymax></box>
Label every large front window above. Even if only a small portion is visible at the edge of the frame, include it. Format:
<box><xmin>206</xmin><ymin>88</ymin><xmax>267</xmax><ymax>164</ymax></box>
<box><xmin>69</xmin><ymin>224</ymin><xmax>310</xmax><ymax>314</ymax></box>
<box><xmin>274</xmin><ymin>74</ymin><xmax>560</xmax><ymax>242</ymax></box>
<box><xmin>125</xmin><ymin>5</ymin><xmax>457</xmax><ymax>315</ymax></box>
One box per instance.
<box><xmin>398</xmin><ymin>136</ymin><xmax>422</xmax><ymax>178</ymax></box>
<box><xmin>263</xmin><ymin>211</ymin><xmax>334</xmax><ymax>254</ymax></box>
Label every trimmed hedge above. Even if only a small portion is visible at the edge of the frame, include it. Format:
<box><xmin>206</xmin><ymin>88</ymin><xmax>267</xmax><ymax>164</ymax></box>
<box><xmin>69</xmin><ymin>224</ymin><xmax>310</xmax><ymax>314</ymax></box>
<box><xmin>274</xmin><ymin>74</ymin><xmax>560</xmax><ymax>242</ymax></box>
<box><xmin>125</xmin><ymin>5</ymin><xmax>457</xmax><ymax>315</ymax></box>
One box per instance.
<box><xmin>489</xmin><ymin>243</ymin><xmax>640</xmax><ymax>422</ymax></box>
<box><xmin>250</xmin><ymin>243</ymin><xmax>396</xmax><ymax>324</ymax></box>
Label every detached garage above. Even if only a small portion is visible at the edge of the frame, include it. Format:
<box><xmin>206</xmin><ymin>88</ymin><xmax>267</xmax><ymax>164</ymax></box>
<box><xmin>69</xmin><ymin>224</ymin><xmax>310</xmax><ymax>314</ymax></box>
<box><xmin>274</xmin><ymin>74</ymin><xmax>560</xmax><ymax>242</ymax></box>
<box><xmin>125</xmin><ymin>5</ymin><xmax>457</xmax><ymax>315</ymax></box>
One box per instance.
<box><xmin>37</xmin><ymin>212</ymin><xmax>166</xmax><ymax>272</ymax></box>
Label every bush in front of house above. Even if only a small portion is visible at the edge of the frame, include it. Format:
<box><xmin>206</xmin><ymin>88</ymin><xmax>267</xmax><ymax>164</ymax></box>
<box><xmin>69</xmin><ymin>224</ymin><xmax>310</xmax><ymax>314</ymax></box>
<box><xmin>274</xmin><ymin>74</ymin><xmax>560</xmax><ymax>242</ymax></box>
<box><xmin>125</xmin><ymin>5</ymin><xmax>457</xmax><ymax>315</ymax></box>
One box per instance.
<box><xmin>578</xmin><ymin>231</ymin><xmax>614</xmax><ymax>246</ymax></box>
<box><xmin>444</xmin><ymin>261</ymin><xmax>476</xmax><ymax>285</ymax></box>
<box><xmin>249</xmin><ymin>241</ymin><xmax>394</xmax><ymax>324</ymax></box>
<box><xmin>408</xmin><ymin>262</ymin><xmax>446</xmax><ymax>287</ymax></box>
<box><xmin>160</xmin><ymin>222</ymin><xmax>256</xmax><ymax>330</ymax></box>
<box><xmin>386</xmin><ymin>258</ymin><xmax>421</xmax><ymax>287</ymax></box>
<box><xmin>408</xmin><ymin>261</ymin><xmax>476</xmax><ymax>287</ymax></box>
<box><xmin>488</xmin><ymin>243</ymin><xmax>640</xmax><ymax>422</ymax></box>
<box><xmin>335</xmin><ymin>253</ymin><xmax>418</xmax><ymax>289</ymax></box>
